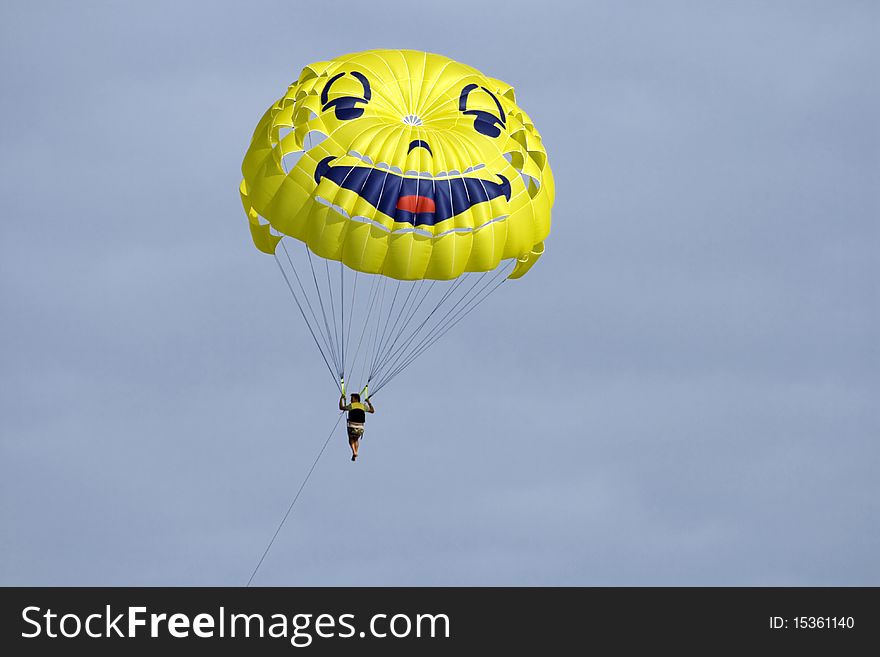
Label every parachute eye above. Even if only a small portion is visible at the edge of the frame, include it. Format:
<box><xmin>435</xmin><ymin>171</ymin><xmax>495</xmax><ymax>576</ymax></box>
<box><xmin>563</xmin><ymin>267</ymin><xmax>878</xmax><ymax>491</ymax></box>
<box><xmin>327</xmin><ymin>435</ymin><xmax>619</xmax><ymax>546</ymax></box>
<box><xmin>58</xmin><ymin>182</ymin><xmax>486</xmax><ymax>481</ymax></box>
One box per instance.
<box><xmin>459</xmin><ymin>84</ymin><xmax>505</xmax><ymax>138</ymax></box>
<box><xmin>321</xmin><ymin>71</ymin><xmax>372</xmax><ymax>121</ymax></box>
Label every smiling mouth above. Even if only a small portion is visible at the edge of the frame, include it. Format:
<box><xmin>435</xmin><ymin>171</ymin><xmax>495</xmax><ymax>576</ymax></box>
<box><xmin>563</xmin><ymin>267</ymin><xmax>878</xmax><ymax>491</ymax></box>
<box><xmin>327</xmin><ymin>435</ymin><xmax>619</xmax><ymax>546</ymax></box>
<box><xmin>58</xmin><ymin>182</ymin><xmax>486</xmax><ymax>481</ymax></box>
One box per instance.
<box><xmin>314</xmin><ymin>156</ymin><xmax>511</xmax><ymax>227</ymax></box>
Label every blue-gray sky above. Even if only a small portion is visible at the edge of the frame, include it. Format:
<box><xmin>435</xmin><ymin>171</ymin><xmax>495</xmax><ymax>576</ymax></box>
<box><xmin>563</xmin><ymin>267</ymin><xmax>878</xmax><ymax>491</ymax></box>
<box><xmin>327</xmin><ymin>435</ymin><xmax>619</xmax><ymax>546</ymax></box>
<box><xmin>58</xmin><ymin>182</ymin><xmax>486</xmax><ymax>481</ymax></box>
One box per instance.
<box><xmin>1</xmin><ymin>1</ymin><xmax>877</xmax><ymax>585</ymax></box>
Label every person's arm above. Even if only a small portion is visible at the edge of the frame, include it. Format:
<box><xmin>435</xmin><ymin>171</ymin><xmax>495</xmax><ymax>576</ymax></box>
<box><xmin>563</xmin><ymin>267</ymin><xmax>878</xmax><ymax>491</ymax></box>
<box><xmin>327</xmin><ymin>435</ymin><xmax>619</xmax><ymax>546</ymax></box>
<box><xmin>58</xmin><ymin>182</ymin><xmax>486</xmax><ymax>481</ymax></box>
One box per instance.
<box><xmin>365</xmin><ymin>398</ymin><xmax>375</xmax><ymax>413</ymax></box>
<box><xmin>339</xmin><ymin>394</ymin><xmax>347</xmax><ymax>411</ymax></box>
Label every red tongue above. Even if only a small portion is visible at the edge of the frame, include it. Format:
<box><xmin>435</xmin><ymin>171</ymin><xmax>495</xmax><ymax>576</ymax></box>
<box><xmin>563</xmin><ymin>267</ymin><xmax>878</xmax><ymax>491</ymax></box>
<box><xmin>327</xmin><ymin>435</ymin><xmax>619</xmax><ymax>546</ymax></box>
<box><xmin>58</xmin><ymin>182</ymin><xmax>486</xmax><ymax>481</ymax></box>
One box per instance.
<box><xmin>396</xmin><ymin>195</ymin><xmax>436</xmax><ymax>214</ymax></box>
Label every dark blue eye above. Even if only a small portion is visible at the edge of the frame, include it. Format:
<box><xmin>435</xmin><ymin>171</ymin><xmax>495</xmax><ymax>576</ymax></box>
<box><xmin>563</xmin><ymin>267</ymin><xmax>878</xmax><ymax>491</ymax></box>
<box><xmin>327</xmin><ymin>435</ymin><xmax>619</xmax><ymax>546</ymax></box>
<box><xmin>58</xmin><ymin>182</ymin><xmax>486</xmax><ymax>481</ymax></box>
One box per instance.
<box><xmin>321</xmin><ymin>71</ymin><xmax>372</xmax><ymax>120</ymax></box>
<box><xmin>459</xmin><ymin>84</ymin><xmax>505</xmax><ymax>137</ymax></box>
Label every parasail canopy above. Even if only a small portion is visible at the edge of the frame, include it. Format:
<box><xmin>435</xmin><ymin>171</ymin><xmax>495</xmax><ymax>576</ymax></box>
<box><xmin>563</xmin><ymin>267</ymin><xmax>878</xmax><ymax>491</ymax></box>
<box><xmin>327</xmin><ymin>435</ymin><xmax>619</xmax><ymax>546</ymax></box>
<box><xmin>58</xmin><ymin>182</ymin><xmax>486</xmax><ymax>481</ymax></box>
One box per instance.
<box><xmin>240</xmin><ymin>49</ymin><xmax>554</xmax><ymax>396</ymax></box>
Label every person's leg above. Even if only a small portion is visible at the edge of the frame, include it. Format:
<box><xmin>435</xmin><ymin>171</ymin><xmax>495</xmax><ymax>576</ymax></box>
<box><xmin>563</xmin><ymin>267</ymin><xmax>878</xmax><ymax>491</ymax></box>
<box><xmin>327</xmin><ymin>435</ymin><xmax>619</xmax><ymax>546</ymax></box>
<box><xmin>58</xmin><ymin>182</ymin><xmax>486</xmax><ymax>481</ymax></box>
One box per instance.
<box><xmin>348</xmin><ymin>430</ymin><xmax>357</xmax><ymax>460</ymax></box>
<box><xmin>348</xmin><ymin>425</ymin><xmax>363</xmax><ymax>461</ymax></box>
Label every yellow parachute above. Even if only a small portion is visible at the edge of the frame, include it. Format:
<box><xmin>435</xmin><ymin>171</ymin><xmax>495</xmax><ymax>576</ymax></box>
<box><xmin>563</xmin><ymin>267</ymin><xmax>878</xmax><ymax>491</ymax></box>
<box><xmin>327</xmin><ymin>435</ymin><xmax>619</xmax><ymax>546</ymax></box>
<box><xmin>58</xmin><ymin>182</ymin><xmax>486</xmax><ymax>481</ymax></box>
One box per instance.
<box><xmin>240</xmin><ymin>50</ymin><xmax>554</xmax><ymax>396</ymax></box>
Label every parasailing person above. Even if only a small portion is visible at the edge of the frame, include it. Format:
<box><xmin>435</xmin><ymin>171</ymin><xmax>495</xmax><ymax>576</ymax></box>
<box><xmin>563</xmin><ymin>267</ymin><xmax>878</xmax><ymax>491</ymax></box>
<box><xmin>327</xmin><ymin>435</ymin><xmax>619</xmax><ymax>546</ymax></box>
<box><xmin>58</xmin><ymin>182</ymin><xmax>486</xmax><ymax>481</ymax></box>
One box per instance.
<box><xmin>339</xmin><ymin>386</ymin><xmax>375</xmax><ymax>461</ymax></box>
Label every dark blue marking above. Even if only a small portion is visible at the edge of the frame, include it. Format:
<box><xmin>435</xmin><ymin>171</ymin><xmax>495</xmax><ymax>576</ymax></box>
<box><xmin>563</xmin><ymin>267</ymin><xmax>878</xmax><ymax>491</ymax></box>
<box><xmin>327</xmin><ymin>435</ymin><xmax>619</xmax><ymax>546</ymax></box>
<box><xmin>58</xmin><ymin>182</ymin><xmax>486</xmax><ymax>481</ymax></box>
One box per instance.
<box><xmin>407</xmin><ymin>140</ymin><xmax>432</xmax><ymax>155</ymax></box>
<box><xmin>459</xmin><ymin>84</ymin><xmax>506</xmax><ymax>138</ymax></box>
<box><xmin>314</xmin><ymin>156</ymin><xmax>510</xmax><ymax>227</ymax></box>
<box><xmin>321</xmin><ymin>71</ymin><xmax>371</xmax><ymax>121</ymax></box>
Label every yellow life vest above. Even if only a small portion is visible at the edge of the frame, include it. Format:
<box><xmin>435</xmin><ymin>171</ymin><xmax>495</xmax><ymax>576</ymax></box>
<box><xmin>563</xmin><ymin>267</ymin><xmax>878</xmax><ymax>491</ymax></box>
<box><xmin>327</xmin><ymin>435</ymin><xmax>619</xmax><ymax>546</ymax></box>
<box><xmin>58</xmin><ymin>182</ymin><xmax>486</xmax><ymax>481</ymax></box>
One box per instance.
<box><xmin>348</xmin><ymin>401</ymin><xmax>366</xmax><ymax>423</ymax></box>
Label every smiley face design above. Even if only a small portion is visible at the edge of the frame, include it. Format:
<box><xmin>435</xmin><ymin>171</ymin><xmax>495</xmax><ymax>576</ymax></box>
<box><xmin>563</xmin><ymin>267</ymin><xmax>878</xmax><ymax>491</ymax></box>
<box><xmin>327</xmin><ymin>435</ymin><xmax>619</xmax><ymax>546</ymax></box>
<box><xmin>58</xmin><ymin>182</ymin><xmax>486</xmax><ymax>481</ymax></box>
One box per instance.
<box><xmin>241</xmin><ymin>49</ymin><xmax>553</xmax><ymax>280</ymax></box>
